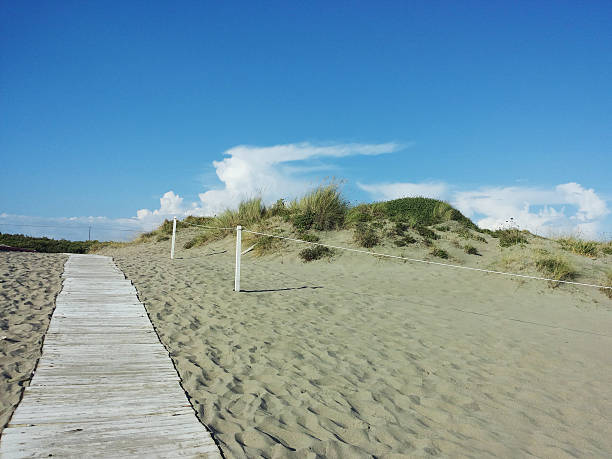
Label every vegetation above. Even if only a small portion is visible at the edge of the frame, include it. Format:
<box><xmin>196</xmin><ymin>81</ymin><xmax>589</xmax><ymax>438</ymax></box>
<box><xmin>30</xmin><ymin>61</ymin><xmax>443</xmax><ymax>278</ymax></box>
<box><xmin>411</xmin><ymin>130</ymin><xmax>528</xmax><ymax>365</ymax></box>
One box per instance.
<box><xmin>557</xmin><ymin>237</ymin><xmax>599</xmax><ymax>257</ymax></box>
<box><xmin>603</xmin><ymin>242</ymin><xmax>612</xmax><ymax>256</ymax></box>
<box><xmin>600</xmin><ymin>272</ymin><xmax>612</xmax><ymax>299</ymax></box>
<box><xmin>535</xmin><ymin>254</ymin><xmax>577</xmax><ymax>286</ymax></box>
<box><xmin>493</xmin><ymin>228</ymin><xmax>529</xmax><ymax>247</ymax></box>
<box><xmin>414</xmin><ymin>226</ymin><xmax>439</xmax><ymax>240</ymax></box>
<box><xmin>464</xmin><ymin>245</ymin><xmax>480</xmax><ymax>255</ymax></box>
<box><xmin>289</xmin><ymin>185</ymin><xmax>348</xmax><ymax>231</ymax></box>
<box><xmin>346</xmin><ymin>196</ymin><xmax>476</xmax><ymax>228</ymax></box>
<box><xmin>394</xmin><ymin>235</ymin><xmax>417</xmax><ymax>247</ymax></box>
<box><xmin>430</xmin><ymin>247</ymin><xmax>449</xmax><ymax>259</ymax></box>
<box><xmin>298</xmin><ymin>233</ymin><xmax>320</xmax><ymax>243</ymax></box>
<box><xmin>353</xmin><ymin>223</ymin><xmax>379</xmax><ymax>248</ymax></box>
<box><xmin>0</xmin><ymin>233</ymin><xmax>102</xmax><ymax>254</ymax></box>
<box><xmin>299</xmin><ymin>245</ymin><xmax>333</xmax><ymax>262</ymax></box>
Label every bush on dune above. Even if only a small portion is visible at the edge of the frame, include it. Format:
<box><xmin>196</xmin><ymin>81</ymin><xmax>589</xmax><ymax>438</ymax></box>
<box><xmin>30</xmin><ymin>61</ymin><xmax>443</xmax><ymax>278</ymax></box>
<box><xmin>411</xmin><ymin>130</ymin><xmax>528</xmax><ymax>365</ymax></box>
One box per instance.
<box><xmin>535</xmin><ymin>254</ymin><xmax>577</xmax><ymax>287</ymax></box>
<box><xmin>289</xmin><ymin>185</ymin><xmax>348</xmax><ymax>231</ymax></box>
<box><xmin>557</xmin><ymin>237</ymin><xmax>599</xmax><ymax>257</ymax></box>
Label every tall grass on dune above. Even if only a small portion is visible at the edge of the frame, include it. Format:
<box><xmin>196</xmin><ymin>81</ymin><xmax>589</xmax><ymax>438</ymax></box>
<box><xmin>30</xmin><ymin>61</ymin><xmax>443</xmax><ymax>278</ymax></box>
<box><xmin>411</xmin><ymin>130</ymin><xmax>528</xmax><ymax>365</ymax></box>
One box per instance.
<box><xmin>289</xmin><ymin>184</ymin><xmax>348</xmax><ymax>231</ymax></box>
<box><xmin>600</xmin><ymin>272</ymin><xmax>612</xmax><ymax>299</ymax></box>
<box><xmin>184</xmin><ymin>198</ymin><xmax>266</xmax><ymax>249</ymax></box>
<box><xmin>535</xmin><ymin>254</ymin><xmax>577</xmax><ymax>287</ymax></box>
<box><xmin>557</xmin><ymin>237</ymin><xmax>599</xmax><ymax>257</ymax></box>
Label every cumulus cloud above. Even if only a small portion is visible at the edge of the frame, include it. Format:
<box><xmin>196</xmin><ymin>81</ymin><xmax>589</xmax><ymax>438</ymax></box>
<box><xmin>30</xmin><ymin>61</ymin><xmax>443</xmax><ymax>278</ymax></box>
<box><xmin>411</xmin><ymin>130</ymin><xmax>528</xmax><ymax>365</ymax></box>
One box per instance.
<box><xmin>137</xmin><ymin>142</ymin><xmax>402</xmax><ymax>219</ymax></box>
<box><xmin>452</xmin><ymin>183</ymin><xmax>609</xmax><ymax>238</ymax></box>
<box><xmin>359</xmin><ymin>180</ymin><xmax>610</xmax><ymax>239</ymax></box>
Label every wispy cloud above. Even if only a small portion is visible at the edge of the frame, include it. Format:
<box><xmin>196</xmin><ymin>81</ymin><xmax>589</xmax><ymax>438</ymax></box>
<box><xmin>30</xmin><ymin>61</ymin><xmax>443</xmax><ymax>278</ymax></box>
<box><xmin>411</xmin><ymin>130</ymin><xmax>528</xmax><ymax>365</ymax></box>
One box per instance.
<box><xmin>138</xmin><ymin>141</ymin><xmax>402</xmax><ymax>219</ymax></box>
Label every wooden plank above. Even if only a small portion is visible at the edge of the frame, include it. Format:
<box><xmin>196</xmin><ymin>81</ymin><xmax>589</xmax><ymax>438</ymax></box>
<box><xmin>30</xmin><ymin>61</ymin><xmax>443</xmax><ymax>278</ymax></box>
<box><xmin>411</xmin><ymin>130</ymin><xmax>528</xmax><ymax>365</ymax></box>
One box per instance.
<box><xmin>0</xmin><ymin>254</ymin><xmax>220</xmax><ymax>458</ymax></box>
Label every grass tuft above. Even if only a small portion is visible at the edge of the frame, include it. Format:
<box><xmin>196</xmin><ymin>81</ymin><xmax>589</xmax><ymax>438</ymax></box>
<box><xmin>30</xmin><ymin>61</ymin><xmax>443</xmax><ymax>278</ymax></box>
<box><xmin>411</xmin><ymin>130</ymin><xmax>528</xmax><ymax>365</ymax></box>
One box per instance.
<box><xmin>535</xmin><ymin>255</ymin><xmax>577</xmax><ymax>287</ymax></box>
<box><xmin>464</xmin><ymin>245</ymin><xmax>480</xmax><ymax>255</ymax></box>
<box><xmin>494</xmin><ymin>229</ymin><xmax>529</xmax><ymax>247</ymax></box>
<box><xmin>299</xmin><ymin>245</ymin><xmax>333</xmax><ymax>262</ymax></box>
<box><xmin>430</xmin><ymin>247</ymin><xmax>449</xmax><ymax>259</ymax></box>
<box><xmin>600</xmin><ymin>272</ymin><xmax>612</xmax><ymax>299</ymax></box>
<box><xmin>353</xmin><ymin>223</ymin><xmax>379</xmax><ymax>248</ymax></box>
<box><xmin>557</xmin><ymin>237</ymin><xmax>599</xmax><ymax>257</ymax></box>
<box><xmin>290</xmin><ymin>184</ymin><xmax>347</xmax><ymax>231</ymax></box>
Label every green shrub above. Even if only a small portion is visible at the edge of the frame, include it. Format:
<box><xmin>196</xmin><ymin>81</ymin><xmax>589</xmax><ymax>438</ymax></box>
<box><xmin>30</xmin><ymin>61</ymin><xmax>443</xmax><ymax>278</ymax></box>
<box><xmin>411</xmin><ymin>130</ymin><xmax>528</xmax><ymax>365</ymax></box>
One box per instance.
<box><xmin>603</xmin><ymin>243</ymin><xmax>612</xmax><ymax>255</ymax></box>
<box><xmin>414</xmin><ymin>226</ymin><xmax>440</xmax><ymax>240</ymax></box>
<box><xmin>430</xmin><ymin>248</ymin><xmax>449</xmax><ymax>259</ymax></box>
<box><xmin>298</xmin><ymin>233</ymin><xmax>320</xmax><ymax>243</ymax></box>
<box><xmin>600</xmin><ymin>272</ymin><xmax>612</xmax><ymax>299</ymax></box>
<box><xmin>353</xmin><ymin>223</ymin><xmax>379</xmax><ymax>248</ymax></box>
<box><xmin>394</xmin><ymin>235</ymin><xmax>417</xmax><ymax>247</ymax></box>
<box><xmin>291</xmin><ymin>211</ymin><xmax>314</xmax><ymax>232</ymax></box>
<box><xmin>253</xmin><ymin>235</ymin><xmax>283</xmax><ymax>256</ymax></box>
<box><xmin>464</xmin><ymin>245</ymin><xmax>480</xmax><ymax>255</ymax></box>
<box><xmin>557</xmin><ymin>237</ymin><xmax>599</xmax><ymax>257</ymax></box>
<box><xmin>535</xmin><ymin>255</ymin><xmax>576</xmax><ymax>286</ymax></box>
<box><xmin>299</xmin><ymin>245</ymin><xmax>333</xmax><ymax>262</ymax></box>
<box><xmin>437</xmin><ymin>225</ymin><xmax>450</xmax><ymax>232</ymax></box>
<box><xmin>346</xmin><ymin>197</ymin><xmax>476</xmax><ymax>228</ymax></box>
<box><xmin>494</xmin><ymin>229</ymin><xmax>528</xmax><ymax>247</ymax></box>
<box><xmin>0</xmin><ymin>233</ymin><xmax>99</xmax><ymax>254</ymax></box>
<box><xmin>156</xmin><ymin>234</ymin><xmax>170</xmax><ymax>242</ymax></box>
<box><xmin>290</xmin><ymin>185</ymin><xmax>347</xmax><ymax>231</ymax></box>
<box><xmin>455</xmin><ymin>227</ymin><xmax>487</xmax><ymax>243</ymax></box>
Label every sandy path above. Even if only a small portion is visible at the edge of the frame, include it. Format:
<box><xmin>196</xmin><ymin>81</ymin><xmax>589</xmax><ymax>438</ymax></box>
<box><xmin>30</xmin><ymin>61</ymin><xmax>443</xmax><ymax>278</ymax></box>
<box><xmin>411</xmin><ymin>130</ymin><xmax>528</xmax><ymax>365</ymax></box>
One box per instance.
<box><xmin>0</xmin><ymin>252</ymin><xmax>67</xmax><ymax>431</ymax></box>
<box><xmin>101</xmin><ymin>233</ymin><xmax>612</xmax><ymax>458</ymax></box>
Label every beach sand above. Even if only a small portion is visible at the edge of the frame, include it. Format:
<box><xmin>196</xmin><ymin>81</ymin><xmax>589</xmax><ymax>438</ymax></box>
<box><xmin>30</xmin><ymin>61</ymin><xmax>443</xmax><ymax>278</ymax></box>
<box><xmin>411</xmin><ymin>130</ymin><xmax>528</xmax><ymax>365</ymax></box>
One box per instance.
<box><xmin>98</xmin><ymin>229</ymin><xmax>612</xmax><ymax>458</ymax></box>
<box><xmin>0</xmin><ymin>252</ymin><xmax>67</xmax><ymax>431</ymax></box>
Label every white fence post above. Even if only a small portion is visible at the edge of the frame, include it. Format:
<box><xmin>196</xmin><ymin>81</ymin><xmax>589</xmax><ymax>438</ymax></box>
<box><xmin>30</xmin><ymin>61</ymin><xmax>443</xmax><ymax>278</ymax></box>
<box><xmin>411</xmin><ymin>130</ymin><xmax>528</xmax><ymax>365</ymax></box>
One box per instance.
<box><xmin>170</xmin><ymin>216</ymin><xmax>177</xmax><ymax>259</ymax></box>
<box><xmin>234</xmin><ymin>225</ymin><xmax>242</xmax><ymax>292</ymax></box>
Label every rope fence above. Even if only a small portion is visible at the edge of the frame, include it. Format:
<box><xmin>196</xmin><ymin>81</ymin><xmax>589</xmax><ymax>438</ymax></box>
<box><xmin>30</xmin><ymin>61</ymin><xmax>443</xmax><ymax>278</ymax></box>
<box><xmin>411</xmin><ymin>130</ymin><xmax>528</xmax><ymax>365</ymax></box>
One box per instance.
<box><xmin>169</xmin><ymin>220</ymin><xmax>612</xmax><ymax>292</ymax></box>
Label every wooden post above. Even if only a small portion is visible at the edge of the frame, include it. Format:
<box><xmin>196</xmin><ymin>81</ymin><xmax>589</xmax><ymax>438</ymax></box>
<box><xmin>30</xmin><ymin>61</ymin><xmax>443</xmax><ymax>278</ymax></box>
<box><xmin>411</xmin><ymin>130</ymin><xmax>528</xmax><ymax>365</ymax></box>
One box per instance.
<box><xmin>170</xmin><ymin>217</ymin><xmax>177</xmax><ymax>259</ymax></box>
<box><xmin>234</xmin><ymin>225</ymin><xmax>242</xmax><ymax>292</ymax></box>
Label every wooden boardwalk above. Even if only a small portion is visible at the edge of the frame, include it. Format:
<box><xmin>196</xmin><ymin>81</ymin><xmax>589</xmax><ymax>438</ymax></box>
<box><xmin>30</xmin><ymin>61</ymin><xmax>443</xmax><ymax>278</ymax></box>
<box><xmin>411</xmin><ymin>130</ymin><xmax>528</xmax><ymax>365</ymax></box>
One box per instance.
<box><xmin>0</xmin><ymin>254</ymin><xmax>221</xmax><ymax>458</ymax></box>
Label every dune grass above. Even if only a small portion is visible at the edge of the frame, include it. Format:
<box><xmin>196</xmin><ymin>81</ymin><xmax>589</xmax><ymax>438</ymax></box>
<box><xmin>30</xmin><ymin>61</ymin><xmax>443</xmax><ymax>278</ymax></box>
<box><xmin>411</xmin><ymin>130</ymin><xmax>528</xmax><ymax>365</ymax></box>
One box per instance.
<box><xmin>600</xmin><ymin>272</ymin><xmax>612</xmax><ymax>299</ymax></box>
<box><xmin>299</xmin><ymin>245</ymin><xmax>333</xmax><ymax>262</ymax></box>
<box><xmin>557</xmin><ymin>237</ymin><xmax>599</xmax><ymax>257</ymax></box>
<box><xmin>353</xmin><ymin>223</ymin><xmax>379</xmax><ymax>248</ymax></box>
<box><xmin>493</xmin><ymin>229</ymin><xmax>529</xmax><ymax>247</ymax></box>
<box><xmin>535</xmin><ymin>254</ymin><xmax>577</xmax><ymax>287</ymax></box>
<box><xmin>346</xmin><ymin>196</ymin><xmax>476</xmax><ymax>228</ymax></box>
<box><xmin>430</xmin><ymin>247</ymin><xmax>450</xmax><ymax>259</ymax></box>
<box><xmin>289</xmin><ymin>185</ymin><xmax>348</xmax><ymax>231</ymax></box>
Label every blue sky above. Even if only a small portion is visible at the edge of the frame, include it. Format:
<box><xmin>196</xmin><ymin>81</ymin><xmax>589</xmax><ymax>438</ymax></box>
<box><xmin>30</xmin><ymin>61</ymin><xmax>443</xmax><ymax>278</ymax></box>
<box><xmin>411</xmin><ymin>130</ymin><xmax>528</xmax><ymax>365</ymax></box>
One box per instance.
<box><xmin>1</xmin><ymin>1</ymin><xmax>611</xmax><ymax>240</ymax></box>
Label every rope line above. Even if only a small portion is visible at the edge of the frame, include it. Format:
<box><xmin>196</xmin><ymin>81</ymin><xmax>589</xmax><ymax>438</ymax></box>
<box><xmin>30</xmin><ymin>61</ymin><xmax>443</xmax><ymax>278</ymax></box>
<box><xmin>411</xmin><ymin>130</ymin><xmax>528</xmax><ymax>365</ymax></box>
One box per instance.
<box><xmin>241</xmin><ymin>229</ymin><xmax>612</xmax><ymax>290</ymax></box>
<box><xmin>181</xmin><ymin>221</ymin><xmax>234</xmax><ymax>230</ymax></box>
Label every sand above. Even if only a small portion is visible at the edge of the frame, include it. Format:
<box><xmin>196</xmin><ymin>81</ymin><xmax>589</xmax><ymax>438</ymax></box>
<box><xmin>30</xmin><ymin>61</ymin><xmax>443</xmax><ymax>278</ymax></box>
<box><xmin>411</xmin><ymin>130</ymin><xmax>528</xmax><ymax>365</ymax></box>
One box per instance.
<box><xmin>97</xmin><ymin>228</ymin><xmax>612</xmax><ymax>458</ymax></box>
<box><xmin>0</xmin><ymin>252</ymin><xmax>67</xmax><ymax>431</ymax></box>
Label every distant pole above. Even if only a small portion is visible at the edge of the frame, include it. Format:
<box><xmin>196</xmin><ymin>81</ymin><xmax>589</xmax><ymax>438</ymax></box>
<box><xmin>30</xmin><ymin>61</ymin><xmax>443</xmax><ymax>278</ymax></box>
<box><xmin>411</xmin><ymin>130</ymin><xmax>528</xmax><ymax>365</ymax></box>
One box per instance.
<box><xmin>88</xmin><ymin>226</ymin><xmax>91</xmax><ymax>241</ymax></box>
<box><xmin>234</xmin><ymin>225</ymin><xmax>242</xmax><ymax>292</ymax></box>
<box><xmin>170</xmin><ymin>217</ymin><xmax>177</xmax><ymax>259</ymax></box>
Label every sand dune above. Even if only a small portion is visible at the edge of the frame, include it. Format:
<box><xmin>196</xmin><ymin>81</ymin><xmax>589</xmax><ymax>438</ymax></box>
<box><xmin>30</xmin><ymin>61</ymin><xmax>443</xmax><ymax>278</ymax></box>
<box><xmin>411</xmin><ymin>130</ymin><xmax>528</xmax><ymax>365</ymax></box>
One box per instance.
<box><xmin>0</xmin><ymin>252</ymin><xmax>67</xmax><ymax>430</ymax></box>
<box><xmin>99</xmin><ymin>229</ymin><xmax>612</xmax><ymax>458</ymax></box>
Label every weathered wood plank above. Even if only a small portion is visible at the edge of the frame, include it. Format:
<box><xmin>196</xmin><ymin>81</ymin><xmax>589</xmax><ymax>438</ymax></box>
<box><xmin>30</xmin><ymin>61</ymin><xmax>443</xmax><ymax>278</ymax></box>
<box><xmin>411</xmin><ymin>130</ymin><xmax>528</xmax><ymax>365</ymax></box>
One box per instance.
<box><xmin>0</xmin><ymin>254</ymin><xmax>220</xmax><ymax>458</ymax></box>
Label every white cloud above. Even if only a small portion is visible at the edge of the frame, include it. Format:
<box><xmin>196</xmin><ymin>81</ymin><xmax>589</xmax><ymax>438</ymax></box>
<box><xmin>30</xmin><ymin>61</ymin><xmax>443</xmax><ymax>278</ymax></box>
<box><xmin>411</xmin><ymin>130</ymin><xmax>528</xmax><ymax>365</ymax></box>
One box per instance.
<box><xmin>359</xmin><ymin>180</ymin><xmax>610</xmax><ymax>239</ymax></box>
<box><xmin>452</xmin><ymin>183</ymin><xmax>609</xmax><ymax>238</ymax></box>
<box><xmin>137</xmin><ymin>142</ymin><xmax>402</xmax><ymax>219</ymax></box>
<box><xmin>357</xmin><ymin>182</ymin><xmax>449</xmax><ymax>201</ymax></box>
